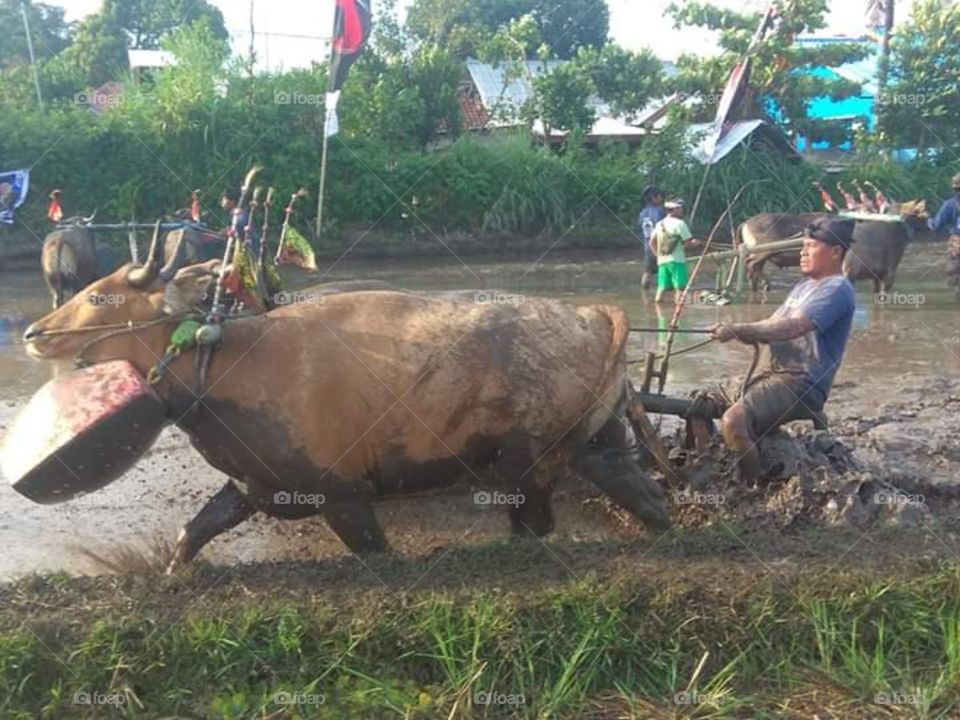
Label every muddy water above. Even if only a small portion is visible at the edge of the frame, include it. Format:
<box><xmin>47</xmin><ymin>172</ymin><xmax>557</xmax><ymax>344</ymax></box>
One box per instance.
<box><xmin>0</xmin><ymin>245</ymin><xmax>956</xmax><ymax>579</ymax></box>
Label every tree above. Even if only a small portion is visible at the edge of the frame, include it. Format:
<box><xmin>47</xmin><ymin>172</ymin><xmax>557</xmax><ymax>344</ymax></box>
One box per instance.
<box><xmin>406</xmin><ymin>0</ymin><xmax>609</xmax><ymax>59</ymax></box>
<box><xmin>573</xmin><ymin>44</ymin><xmax>663</xmax><ymax>118</ymax></box>
<box><xmin>43</xmin><ymin>13</ymin><xmax>129</xmax><ymax>92</ymax></box>
<box><xmin>666</xmin><ymin>0</ymin><xmax>871</xmax><ymax>145</ymax></box>
<box><xmin>867</xmin><ymin>0</ymin><xmax>896</xmax><ymax>128</ymax></box>
<box><xmin>533</xmin><ymin>60</ymin><xmax>595</xmax><ymax>135</ymax></box>
<box><xmin>533</xmin><ymin>0</ymin><xmax>608</xmax><ymax>59</ymax></box>
<box><xmin>0</xmin><ymin>0</ymin><xmax>71</xmax><ymax>69</ymax></box>
<box><xmin>879</xmin><ymin>0</ymin><xmax>960</xmax><ymax>151</ymax></box>
<box><xmin>101</xmin><ymin>0</ymin><xmax>228</xmax><ymax>50</ymax></box>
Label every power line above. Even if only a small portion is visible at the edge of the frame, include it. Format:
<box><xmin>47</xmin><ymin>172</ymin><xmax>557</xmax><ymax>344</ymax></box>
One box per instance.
<box><xmin>229</xmin><ymin>28</ymin><xmax>331</xmax><ymax>41</ymax></box>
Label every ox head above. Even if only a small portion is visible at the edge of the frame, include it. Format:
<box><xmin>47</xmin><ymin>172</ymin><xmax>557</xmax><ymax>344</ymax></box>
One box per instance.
<box><xmin>895</xmin><ymin>199</ymin><xmax>929</xmax><ymax>231</ymax></box>
<box><xmin>24</xmin><ymin>221</ymin><xmax>220</xmax><ymax>362</ymax></box>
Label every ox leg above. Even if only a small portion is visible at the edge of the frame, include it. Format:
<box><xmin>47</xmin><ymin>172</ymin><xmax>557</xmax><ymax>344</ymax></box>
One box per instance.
<box><xmin>494</xmin><ymin>443</ymin><xmax>556</xmax><ymax>538</ymax></box>
<box><xmin>324</xmin><ymin>500</ymin><xmax>388</xmax><ymax>554</ymax></box>
<box><xmin>166</xmin><ymin>481</ymin><xmax>255</xmax><ymax>574</ymax></box>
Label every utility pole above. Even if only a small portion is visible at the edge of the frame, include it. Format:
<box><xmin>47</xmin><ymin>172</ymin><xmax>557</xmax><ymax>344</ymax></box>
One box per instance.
<box><xmin>248</xmin><ymin>0</ymin><xmax>256</xmax><ymax>106</ymax></box>
<box><xmin>20</xmin><ymin>0</ymin><xmax>44</xmax><ymax>113</ymax></box>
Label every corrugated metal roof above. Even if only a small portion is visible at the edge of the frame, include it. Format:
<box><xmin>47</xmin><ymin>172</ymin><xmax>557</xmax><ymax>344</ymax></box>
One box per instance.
<box><xmin>688</xmin><ymin>120</ymin><xmax>796</xmax><ymax>165</ymax></box>
<box><xmin>465</xmin><ymin>58</ymin><xmax>566</xmax><ymax>124</ymax></box>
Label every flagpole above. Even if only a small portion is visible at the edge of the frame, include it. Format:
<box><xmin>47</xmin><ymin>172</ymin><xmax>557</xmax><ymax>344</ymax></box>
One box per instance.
<box><xmin>20</xmin><ymin>0</ymin><xmax>43</xmax><ymax>113</ymax></box>
<box><xmin>316</xmin><ymin>130</ymin><xmax>330</xmax><ymax>239</ymax></box>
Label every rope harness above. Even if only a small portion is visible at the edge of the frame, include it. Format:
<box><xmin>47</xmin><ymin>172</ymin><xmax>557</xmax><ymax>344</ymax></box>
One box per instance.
<box><xmin>52</xmin><ymin>312</ymin><xmax>225</xmax><ymax>400</ymax></box>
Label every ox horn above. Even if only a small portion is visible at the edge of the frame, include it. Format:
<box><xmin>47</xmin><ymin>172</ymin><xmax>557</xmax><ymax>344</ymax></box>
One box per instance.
<box><xmin>158</xmin><ymin>229</ymin><xmax>189</xmax><ymax>282</ymax></box>
<box><xmin>126</xmin><ymin>219</ymin><xmax>163</xmax><ymax>288</ymax></box>
<box><xmin>81</xmin><ymin>209</ymin><xmax>97</xmax><ymax>225</ymax></box>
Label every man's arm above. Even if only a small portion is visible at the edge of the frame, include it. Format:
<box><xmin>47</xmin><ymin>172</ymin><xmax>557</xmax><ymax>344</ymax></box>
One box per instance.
<box><xmin>928</xmin><ymin>200</ymin><xmax>955</xmax><ymax>232</ymax></box>
<box><xmin>711</xmin><ymin>316</ymin><xmax>814</xmax><ymax>344</ymax></box>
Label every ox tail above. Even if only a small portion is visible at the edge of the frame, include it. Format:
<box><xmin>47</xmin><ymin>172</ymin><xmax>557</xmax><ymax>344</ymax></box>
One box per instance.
<box><xmin>54</xmin><ymin>238</ymin><xmax>64</xmax><ymax>309</ymax></box>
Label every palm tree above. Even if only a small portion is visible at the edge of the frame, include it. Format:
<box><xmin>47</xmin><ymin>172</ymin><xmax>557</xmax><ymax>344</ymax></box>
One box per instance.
<box><xmin>867</xmin><ymin>0</ymin><xmax>896</xmax><ymax>93</ymax></box>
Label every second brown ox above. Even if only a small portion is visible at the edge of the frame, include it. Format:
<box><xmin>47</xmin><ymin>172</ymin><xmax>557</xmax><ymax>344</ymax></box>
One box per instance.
<box><xmin>23</xmin><ymin>237</ymin><xmax>669</xmax><ymax>574</ymax></box>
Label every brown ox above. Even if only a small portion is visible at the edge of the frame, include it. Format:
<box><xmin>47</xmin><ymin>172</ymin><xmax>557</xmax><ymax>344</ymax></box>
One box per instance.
<box><xmin>738</xmin><ymin>202</ymin><xmax>927</xmax><ymax>300</ymax></box>
<box><xmin>23</xmin><ymin>236</ymin><xmax>669</xmax><ymax>573</ymax></box>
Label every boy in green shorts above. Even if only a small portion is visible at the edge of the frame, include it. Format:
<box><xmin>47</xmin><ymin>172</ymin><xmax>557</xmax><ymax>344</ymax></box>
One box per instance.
<box><xmin>652</xmin><ymin>198</ymin><xmax>700</xmax><ymax>304</ymax></box>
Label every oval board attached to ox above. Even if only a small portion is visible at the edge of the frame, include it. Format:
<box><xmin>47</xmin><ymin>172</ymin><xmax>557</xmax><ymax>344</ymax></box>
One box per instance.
<box><xmin>0</xmin><ymin>360</ymin><xmax>167</xmax><ymax>504</ymax></box>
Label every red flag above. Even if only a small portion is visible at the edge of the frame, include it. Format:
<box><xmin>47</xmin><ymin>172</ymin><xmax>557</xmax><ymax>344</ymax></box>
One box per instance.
<box><xmin>328</xmin><ymin>0</ymin><xmax>372</xmax><ymax>93</ymax></box>
<box><xmin>704</xmin><ymin>4</ymin><xmax>777</xmax><ymax>161</ymax></box>
<box><xmin>47</xmin><ymin>193</ymin><xmax>63</xmax><ymax>223</ymax></box>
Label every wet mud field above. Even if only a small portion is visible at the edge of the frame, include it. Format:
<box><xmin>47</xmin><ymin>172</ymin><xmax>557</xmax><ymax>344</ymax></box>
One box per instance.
<box><xmin>0</xmin><ymin>244</ymin><xmax>957</xmax><ymax>587</ymax></box>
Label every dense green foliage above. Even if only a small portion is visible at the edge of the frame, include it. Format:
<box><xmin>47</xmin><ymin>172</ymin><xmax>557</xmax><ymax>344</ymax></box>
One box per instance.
<box><xmin>3</xmin><ymin>562</ymin><xmax>960</xmax><ymax>717</ymax></box>
<box><xmin>0</xmin><ymin>0</ymin><xmax>957</xmax><ymax>253</ymax></box>
<box><xmin>880</xmin><ymin>0</ymin><xmax>960</xmax><ymax>150</ymax></box>
<box><xmin>406</xmin><ymin>0</ymin><xmax>609</xmax><ymax>60</ymax></box>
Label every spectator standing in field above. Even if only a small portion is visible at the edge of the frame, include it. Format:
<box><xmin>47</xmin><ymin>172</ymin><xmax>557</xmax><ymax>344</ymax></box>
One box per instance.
<box><xmin>652</xmin><ymin>198</ymin><xmax>700</xmax><ymax>304</ymax></box>
<box><xmin>927</xmin><ymin>173</ymin><xmax>960</xmax><ymax>289</ymax></box>
<box><xmin>636</xmin><ymin>186</ymin><xmax>666</xmax><ymax>291</ymax></box>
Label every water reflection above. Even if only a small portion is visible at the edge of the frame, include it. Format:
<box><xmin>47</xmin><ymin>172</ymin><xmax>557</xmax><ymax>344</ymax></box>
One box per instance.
<box><xmin>0</xmin><ymin>244</ymin><xmax>956</xmax><ymax>399</ymax></box>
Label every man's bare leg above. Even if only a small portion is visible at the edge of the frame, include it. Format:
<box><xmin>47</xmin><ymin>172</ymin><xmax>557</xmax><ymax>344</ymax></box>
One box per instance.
<box><xmin>721</xmin><ymin>402</ymin><xmax>761</xmax><ymax>481</ymax></box>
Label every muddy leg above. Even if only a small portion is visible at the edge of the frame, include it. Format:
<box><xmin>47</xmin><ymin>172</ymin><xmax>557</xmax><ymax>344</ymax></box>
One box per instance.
<box><xmin>167</xmin><ymin>481</ymin><xmax>255</xmax><ymax>574</ymax></box>
<box><xmin>324</xmin><ymin>500</ymin><xmax>388</xmax><ymax>554</ymax></box>
<box><xmin>508</xmin><ymin>480</ymin><xmax>554</xmax><ymax>538</ymax></box>
<box><xmin>576</xmin><ymin>450</ymin><xmax>670</xmax><ymax>532</ymax></box>
<box><xmin>494</xmin><ymin>444</ymin><xmax>556</xmax><ymax>538</ymax></box>
<box><xmin>721</xmin><ymin>402</ymin><xmax>761</xmax><ymax>482</ymax></box>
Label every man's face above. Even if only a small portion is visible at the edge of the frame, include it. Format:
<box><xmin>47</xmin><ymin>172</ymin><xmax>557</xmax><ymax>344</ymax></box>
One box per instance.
<box><xmin>220</xmin><ymin>196</ymin><xmax>235</xmax><ymax>211</ymax></box>
<box><xmin>800</xmin><ymin>238</ymin><xmax>843</xmax><ymax>277</ymax></box>
<box><xmin>653</xmin><ymin>193</ymin><xmax>664</xmax><ymax>206</ymax></box>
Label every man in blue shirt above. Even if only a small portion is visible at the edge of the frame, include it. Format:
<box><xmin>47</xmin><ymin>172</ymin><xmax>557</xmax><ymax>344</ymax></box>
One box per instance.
<box><xmin>636</xmin><ymin>186</ymin><xmax>666</xmax><ymax>290</ymax></box>
<box><xmin>928</xmin><ymin>173</ymin><xmax>960</xmax><ymax>288</ymax></box>
<box><xmin>709</xmin><ymin>218</ymin><xmax>857</xmax><ymax>481</ymax></box>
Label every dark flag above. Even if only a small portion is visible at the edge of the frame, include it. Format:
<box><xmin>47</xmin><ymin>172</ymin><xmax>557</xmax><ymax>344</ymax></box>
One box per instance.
<box><xmin>703</xmin><ymin>4</ymin><xmax>777</xmax><ymax>162</ymax></box>
<box><xmin>325</xmin><ymin>0</ymin><xmax>372</xmax><ymax>137</ymax></box>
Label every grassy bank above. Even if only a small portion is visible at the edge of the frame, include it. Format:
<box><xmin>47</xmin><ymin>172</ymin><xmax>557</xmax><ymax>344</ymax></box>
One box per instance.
<box><xmin>3</xmin><ymin>532</ymin><xmax>960</xmax><ymax>719</ymax></box>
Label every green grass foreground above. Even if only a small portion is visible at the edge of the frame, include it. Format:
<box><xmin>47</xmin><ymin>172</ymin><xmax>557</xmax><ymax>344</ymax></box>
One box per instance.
<box><xmin>2</xmin><ymin>557</ymin><xmax>960</xmax><ymax>719</ymax></box>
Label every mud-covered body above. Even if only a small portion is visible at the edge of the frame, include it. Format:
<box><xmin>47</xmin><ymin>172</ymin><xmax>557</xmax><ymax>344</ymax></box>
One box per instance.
<box><xmin>24</xmin><ymin>260</ymin><xmax>669</xmax><ymax>570</ymax></box>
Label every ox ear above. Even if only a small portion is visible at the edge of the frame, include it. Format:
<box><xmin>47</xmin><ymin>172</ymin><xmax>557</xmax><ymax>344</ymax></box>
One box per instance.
<box><xmin>162</xmin><ymin>260</ymin><xmax>221</xmax><ymax>315</ymax></box>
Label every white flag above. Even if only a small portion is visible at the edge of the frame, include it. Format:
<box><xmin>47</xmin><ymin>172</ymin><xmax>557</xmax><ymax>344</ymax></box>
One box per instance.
<box><xmin>324</xmin><ymin>90</ymin><xmax>341</xmax><ymax>138</ymax></box>
<box><xmin>0</xmin><ymin>169</ymin><xmax>29</xmax><ymax>226</ymax></box>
